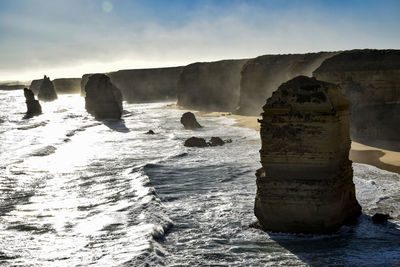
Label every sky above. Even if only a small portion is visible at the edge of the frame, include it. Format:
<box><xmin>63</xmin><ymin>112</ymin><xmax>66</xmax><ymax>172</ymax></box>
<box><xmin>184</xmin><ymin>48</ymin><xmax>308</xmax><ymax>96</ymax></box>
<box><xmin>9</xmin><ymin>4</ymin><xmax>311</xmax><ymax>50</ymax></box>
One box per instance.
<box><xmin>0</xmin><ymin>0</ymin><xmax>399</xmax><ymax>81</ymax></box>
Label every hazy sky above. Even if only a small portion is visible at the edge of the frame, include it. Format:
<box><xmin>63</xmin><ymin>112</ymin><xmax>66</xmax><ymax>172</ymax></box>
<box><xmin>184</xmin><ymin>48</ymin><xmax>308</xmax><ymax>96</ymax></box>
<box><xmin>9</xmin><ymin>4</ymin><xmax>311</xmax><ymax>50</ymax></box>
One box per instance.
<box><xmin>1</xmin><ymin>0</ymin><xmax>399</xmax><ymax>81</ymax></box>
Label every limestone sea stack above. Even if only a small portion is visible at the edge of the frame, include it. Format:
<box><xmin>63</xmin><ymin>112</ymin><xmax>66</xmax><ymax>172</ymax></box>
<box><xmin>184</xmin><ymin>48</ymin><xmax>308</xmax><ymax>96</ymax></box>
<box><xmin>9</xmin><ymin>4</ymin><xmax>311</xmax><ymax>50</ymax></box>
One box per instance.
<box><xmin>23</xmin><ymin>88</ymin><xmax>42</xmax><ymax>116</ymax></box>
<box><xmin>37</xmin><ymin>75</ymin><xmax>58</xmax><ymax>101</ymax></box>
<box><xmin>85</xmin><ymin>74</ymin><xmax>123</xmax><ymax>119</ymax></box>
<box><xmin>254</xmin><ymin>76</ymin><xmax>361</xmax><ymax>233</ymax></box>
<box><xmin>180</xmin><ymin>112</ymin><xmax>202</xmax><ymax>129</ymax></box>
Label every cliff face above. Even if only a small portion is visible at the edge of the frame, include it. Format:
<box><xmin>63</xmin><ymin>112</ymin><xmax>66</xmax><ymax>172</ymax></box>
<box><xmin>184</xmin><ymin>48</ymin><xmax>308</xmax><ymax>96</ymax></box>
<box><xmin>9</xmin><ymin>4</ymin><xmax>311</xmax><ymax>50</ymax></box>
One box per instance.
<box><xmin>313</xmin><ymin>50</ymin><xmax>400</xmax><ymax>149</ymax></box>
<box><xmin>81</xmin><ymin>67</ymin><xmax>183</xmax><ymax>101</ymax></box>
<box><xmin>237</xmin><ymin>52</ymin><xmax>337</xmax><ymax>115</ymax></box>
<box><xmin>177</xmin><ymin>59</ymin><xmax>248</xmax><ymax>111</ymax></box>
<box><xmin>53</xmin><ymin>78</ymin><xmax>81</xmax><ymax>94</ymax></box>
<box><xmin>255</xmin><ymin>76</ymin><xmax>361</xmax><ymax>233</ymax></box>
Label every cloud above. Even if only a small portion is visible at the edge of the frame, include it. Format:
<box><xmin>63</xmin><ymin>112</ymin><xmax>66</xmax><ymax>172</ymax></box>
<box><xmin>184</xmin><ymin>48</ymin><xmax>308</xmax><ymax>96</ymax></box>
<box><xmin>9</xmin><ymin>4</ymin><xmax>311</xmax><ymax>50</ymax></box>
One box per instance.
<box><xmin>0</xmin><ymin>0</ymin><xmax>399</xmax><ymax>80</ymax></box>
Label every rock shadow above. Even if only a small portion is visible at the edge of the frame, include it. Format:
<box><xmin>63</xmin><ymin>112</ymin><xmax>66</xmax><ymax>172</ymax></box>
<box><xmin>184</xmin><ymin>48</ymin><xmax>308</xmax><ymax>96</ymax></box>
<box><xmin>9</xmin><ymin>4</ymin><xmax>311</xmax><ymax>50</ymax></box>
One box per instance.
<box><xmin>265</xmin><ymin>214</ymin><xmax>400</xmax><ymax>266</ymax></box>
<box><xmin>350</xmin><ymin>149</ymin><xmax>400</xmax><ymax>174</ymax></box>
<box><xmin>101</xmin><ymin>118</ymin><xmax>130</xmax><ymax>133</ymax></box>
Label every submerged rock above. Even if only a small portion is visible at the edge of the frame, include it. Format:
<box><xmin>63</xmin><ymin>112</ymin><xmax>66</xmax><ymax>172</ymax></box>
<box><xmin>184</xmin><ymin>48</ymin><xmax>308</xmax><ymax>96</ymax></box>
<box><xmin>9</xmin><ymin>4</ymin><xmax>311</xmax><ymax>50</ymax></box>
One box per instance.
<box><xmin>38</xmin><ymin>75</ymin><xmax>58</xmax><ymax>101</ymax></box>
<box><xmin>23</xmin><ymin>88</ymin><xmax>42</xmax><ymax>116</ymax></box>
<box><xmin>85</xmin><ymin>74</ymin><xmax>123</xmax><ymax>119</ymax></box>
<box><xmin>184</xmin><ymin>137</ymin><xmax>207</xmax><ymax>147</ymax></box>
<box><xmin>145</xmin><ymin>130</ymin><xmax>156</xmax><ymax>134</ymax></box>
<box><xmin>372</xmin><ymin>213</ymin><xmax>390</xmax><ymax>224</ymax></box>
<box><xmin>254</xmin><ymin>76</ymin><xmax>361</xmax><ymax>234</ymax></box>
<box><xmin>180</xmin><ymin>112</ymin><xmax>202</xmax><ymax>129</ymax></box>
<box><xmin>208</xmin><ymin>137</ymin><xmax>225</xmax><ymax>146</ymax></box>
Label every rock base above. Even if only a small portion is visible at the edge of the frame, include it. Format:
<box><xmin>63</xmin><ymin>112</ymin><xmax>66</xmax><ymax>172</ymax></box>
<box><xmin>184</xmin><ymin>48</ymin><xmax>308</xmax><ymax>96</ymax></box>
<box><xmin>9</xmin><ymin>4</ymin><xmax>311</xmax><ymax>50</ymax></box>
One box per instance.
<box><xmin>254</xmin><ymin>166</ymin><xmax>361</xmax><ymax>233</ymax></box>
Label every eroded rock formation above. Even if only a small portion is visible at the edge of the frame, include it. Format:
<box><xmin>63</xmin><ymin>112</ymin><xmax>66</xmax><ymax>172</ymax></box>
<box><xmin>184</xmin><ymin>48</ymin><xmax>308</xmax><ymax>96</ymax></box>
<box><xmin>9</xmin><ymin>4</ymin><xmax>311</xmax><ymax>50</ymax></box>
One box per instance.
<box><xmin>184</xmin><ymin>137</ymin><xmax>208</xmax><ymax>147</ymax></box>
<box><xmin>29</xmin><ymin>79</ymin><xmax>43</xmax><ymax>95</ymax></box>
<box><xmin>23</xmin><ymin>88</ymin><xmax>42</xmax><ymax>116</ymax></box>
<box><xmin>85</xmin><ymin>74</ymin><xmax>123</xmax><ymax>119</ymax></box>
<box><xmin>237</xmin><ymin>52</ymin><xmax>337</xmax><ymax>115</ymax></box>
<box><xmin>180</xmin><ymin>112</ymin><xmax>202</xmax><ymax>129</ymax></box>
<box><xmin>255</xmin><ymin>76</ymin><xmax>361</xmax><ymax>233</ymax></box>
<box><xmin>313</xmin><ymin>49</ymin><xmax>400</xmax><ymax>149</ymax></box>
<box><xmin>177</xmin><ymin>59</ymin><xmax>248</xmax><ymax>111</ymax></box>
<box><xmin>38</xmin><ymin>75</ymin><xmax>58</xmax><ymax>101</ymax></box>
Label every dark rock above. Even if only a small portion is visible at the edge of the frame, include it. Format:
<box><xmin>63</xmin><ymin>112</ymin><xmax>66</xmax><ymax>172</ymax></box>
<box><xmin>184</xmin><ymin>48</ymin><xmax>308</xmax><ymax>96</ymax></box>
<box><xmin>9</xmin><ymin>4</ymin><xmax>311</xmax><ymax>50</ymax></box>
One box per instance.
<box><xmin>29</xmin><ymin>79</ymin><xmax>43</xmax><ymax>95</ymax></box>
<box><xmin>208</xmin><ymin>137</ymin><xmax>225</xmax><ymax>146</ymax></box>
<box><xmin>254</xmin><ymin>76</ymin><xmax>361</xmax><ymax>234</ymax></box>
<box><xmin>23</xmin><ymin>88</ymin><xmax>42</xmax><ymax>116</ymax></box>
<box><xmin>180</xmin><ymin>112</ymin><xmax>202</xmax><ymax>129</ymax></box>
<box><xmin>80</xmin><ymin>67</ymin><xmax>183</xmax><ymax>100</ymax></box>
<box><xmin>372</xmin><ymin>213</ymin><xmax>390</xmax><ymax>224</ymax></box>
<box><xmin>224</xmin><ymin>139</ymin><xmax>233</xmax><ymax>143</ymax></box>
<box><xmin>146</xmin><ymin>130</ymin><xmax>155</xmax><ymax>134</ymax></box>
<box><xmin>38</xmin><ymin>75</ymin><xmax>58</xmax><ymax>101</ymax></box>
<box><xmin>85</xmin><ymin>74</ymin><xmax>123</xmax><ymax>119</ymax></box>
<box><xmin>184</xmin><ymin>137</ymin><xmax>207</xmax><ymax>147</ymax></box>
<box><xmin>53</xmin><ymin>78</ymin><xmax>81</xmax><ymax>94</ymax></box>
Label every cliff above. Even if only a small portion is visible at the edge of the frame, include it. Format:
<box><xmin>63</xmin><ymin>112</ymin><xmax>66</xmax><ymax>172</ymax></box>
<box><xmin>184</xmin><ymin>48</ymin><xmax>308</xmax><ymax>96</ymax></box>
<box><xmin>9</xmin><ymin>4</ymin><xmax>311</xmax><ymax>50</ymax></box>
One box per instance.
<box><xmin>177</xmin><ymin>59</ymin><xmax>249</xmax><ymax>111</ymax></box>
<box><xmin>255</xmin><ymin>76</ymin><xmax>361</xmax><ymax>233</ymax></box>
<box><xmin>236</xmin><ymin>52</ymin><xmax>337</xmax><ymax>115</ymax></box>
<box><xmin>313</xmin><ymin>49</ymin><xmax>400</xmax><ymax>149</ymax></box>
<box><xmin>81</xmin><ymin>67</ymin><xmax>183</xmax><ymax>101</ymax></box>
<box><xmin>53</xmin><ymin>78</ymin><xmax>81</xmax><ymax>94</ymax></box>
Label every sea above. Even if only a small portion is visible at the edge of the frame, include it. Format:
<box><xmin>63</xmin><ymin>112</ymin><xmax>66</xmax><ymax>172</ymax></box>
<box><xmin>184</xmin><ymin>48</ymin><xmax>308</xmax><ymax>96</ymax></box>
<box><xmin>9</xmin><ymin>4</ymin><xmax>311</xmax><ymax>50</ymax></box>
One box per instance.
<box><xmin>0</xmin><ymin>89</ymin><xmax>399</xmax><ymax>266</ymax></box>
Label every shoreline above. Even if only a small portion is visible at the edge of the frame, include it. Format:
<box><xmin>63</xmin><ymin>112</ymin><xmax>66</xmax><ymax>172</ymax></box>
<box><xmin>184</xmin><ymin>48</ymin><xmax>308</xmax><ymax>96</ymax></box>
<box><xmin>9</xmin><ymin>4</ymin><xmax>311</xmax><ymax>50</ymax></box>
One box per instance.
<box><xmin>191</xmin><ymin>109</ymin><xmax>400</xmax><ymax>175</ymax></box>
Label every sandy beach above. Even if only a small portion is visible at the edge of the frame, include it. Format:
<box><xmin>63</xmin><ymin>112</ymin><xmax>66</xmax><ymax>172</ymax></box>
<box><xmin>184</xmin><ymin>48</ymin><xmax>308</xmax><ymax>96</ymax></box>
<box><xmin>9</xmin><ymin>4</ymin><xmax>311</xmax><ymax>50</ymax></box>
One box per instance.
<box><xmin>193</xmin><ymin>110</ymin><xmax>400</xmax><ymax>174</ymax></box>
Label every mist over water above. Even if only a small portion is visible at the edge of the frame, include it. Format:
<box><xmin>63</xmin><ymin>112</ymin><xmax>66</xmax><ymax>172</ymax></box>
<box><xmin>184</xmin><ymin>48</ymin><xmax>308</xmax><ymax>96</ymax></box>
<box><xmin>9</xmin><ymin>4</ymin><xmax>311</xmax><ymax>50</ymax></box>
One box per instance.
<box><xmin>0</xmin><ymin>90</ymin><xmax>399</xmax><ymax>266</ymax></box>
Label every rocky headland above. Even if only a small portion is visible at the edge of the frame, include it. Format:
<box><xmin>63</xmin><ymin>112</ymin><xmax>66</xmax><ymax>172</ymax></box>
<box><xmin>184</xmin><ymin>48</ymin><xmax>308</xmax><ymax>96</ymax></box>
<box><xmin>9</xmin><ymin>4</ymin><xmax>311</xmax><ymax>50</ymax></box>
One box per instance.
<box><xmin>313</xmin><ymin>49</ymin><xmax>400</xmax><ymax>150</ymax></box>
<box><xmin>254</xmin><ymin>76</ymin><xmax>361</xmax><ymax>233</ymax></box>
<box><xmin>37</xmin><ymin>75</ymin><xmax>58</xmax><ymax>101</ymax></box>
<box><xmin>236</xmin><ymin>52</ymin><xmax>337</xmax><ymax>115</ymax></box>
<box><xmin>177</xmin><ymin>59</ymin><xmax>248</xmax><ymax>111</ymax></box>
<box><xmin>84</xmin><ymin>74</ymin><xmax>123</xmax><ymax>119</ymax></box>
<box><xmin>53</xmin><ymin>78</ymin><xmax>81</xmax><ymax>94</ymax></box>
<box><xmin>81</xmin><ymin>67</ymin><xmax>183</xmax><ymax>101</ymax></box>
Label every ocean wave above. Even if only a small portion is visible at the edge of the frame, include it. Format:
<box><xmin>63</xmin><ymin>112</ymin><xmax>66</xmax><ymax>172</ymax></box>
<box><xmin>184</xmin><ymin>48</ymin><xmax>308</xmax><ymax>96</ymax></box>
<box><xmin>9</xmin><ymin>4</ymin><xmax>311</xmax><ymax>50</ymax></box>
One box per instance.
<box><xmin>30</xmin><ymin>145</ymin><xmax>57</xmax><ymax>156</ymax></box>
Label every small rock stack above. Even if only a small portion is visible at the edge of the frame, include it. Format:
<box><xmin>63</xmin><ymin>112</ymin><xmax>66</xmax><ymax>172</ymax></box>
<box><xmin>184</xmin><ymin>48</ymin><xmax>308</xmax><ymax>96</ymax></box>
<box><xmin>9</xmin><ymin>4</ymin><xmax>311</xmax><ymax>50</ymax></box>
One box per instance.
<box><xmin>38</xmin><ymin>75</ymin><xmax>58</xmax><ymax>101</ymax></box>
<box><xmin>255</xmin><ymin>76</ymin><xmax>361</xmax><ymax>233</ymax></box>
<box><xmin>85</xmin><ymin>74</ymin><xmax>123</xmax><ymax>119</ymax></box>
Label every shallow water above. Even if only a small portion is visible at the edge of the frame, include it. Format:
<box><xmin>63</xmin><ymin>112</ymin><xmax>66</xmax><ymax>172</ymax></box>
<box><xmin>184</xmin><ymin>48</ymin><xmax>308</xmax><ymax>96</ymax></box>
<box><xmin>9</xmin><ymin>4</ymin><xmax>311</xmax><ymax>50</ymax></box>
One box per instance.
<box><xmin>0</xmin><ymin>90</ymin><xmax>399</xmax><ymax>266</ymax></box>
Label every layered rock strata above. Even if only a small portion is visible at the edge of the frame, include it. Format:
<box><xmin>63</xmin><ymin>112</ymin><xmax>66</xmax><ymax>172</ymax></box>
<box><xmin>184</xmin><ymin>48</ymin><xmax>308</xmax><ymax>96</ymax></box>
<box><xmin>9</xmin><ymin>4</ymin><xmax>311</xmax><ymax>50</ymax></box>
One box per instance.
<box><xmin>84</xmin><ymin>74</ymin><xmax>123</xmax><ymax>119</ymax></box>
<box><xmin>37</xmin><ymin>76</ymin><xmax>58</xmax><ymax>101</ymax></box>
<box><xmin>23</xmin><ymin>88</ymin><xmax>42</xmax><ymax>116</ymax></box>
<box><xmin>236</xmin><ymin>52</ymin><xmax>337</xmax><ymax>115</ymax></box>
<box><xmin>313</xmin><ymin>49</ymin><xmax>400</xmax><ymax>149</ymax></box>
<box><xmin>255</xmin><ymin>76</ymin><xmax>361</xmax><ymax>233</ymax></box>
<box><xmin>177</xmin><ymin>59</ymin><xmax>248</xmax><ymax>111</ymax></box>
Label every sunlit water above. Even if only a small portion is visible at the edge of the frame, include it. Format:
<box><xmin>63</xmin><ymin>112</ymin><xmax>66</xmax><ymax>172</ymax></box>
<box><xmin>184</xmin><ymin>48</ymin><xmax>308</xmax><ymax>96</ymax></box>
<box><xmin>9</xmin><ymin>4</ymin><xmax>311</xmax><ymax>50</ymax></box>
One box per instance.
<box><xmin>0</xmin><ymin>90</ymin><xmax>399</xmax><ymax>266</ymax></box>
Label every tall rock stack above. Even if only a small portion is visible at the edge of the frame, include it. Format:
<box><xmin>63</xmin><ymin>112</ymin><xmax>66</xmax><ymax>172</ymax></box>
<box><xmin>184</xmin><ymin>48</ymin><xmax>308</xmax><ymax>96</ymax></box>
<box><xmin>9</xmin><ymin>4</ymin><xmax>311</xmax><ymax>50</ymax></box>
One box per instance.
<box><xmin>38</xmin><ymin>75</ymin><xmax>58</xmax><ymax>101</ymax></box>
<box><xmin>85</xmin><ymin>74</ymin><xmax>123</xmax><ymax>119</ymax></box>
<box><xmin>23</xmin><ymin>88</ymin><xmax>42</xmax><ymax>116</ymax></box>
<box><xmin>255</xmin><ymin>76</ymin><xmax>361</xmax><ymax>233</ymax></box>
